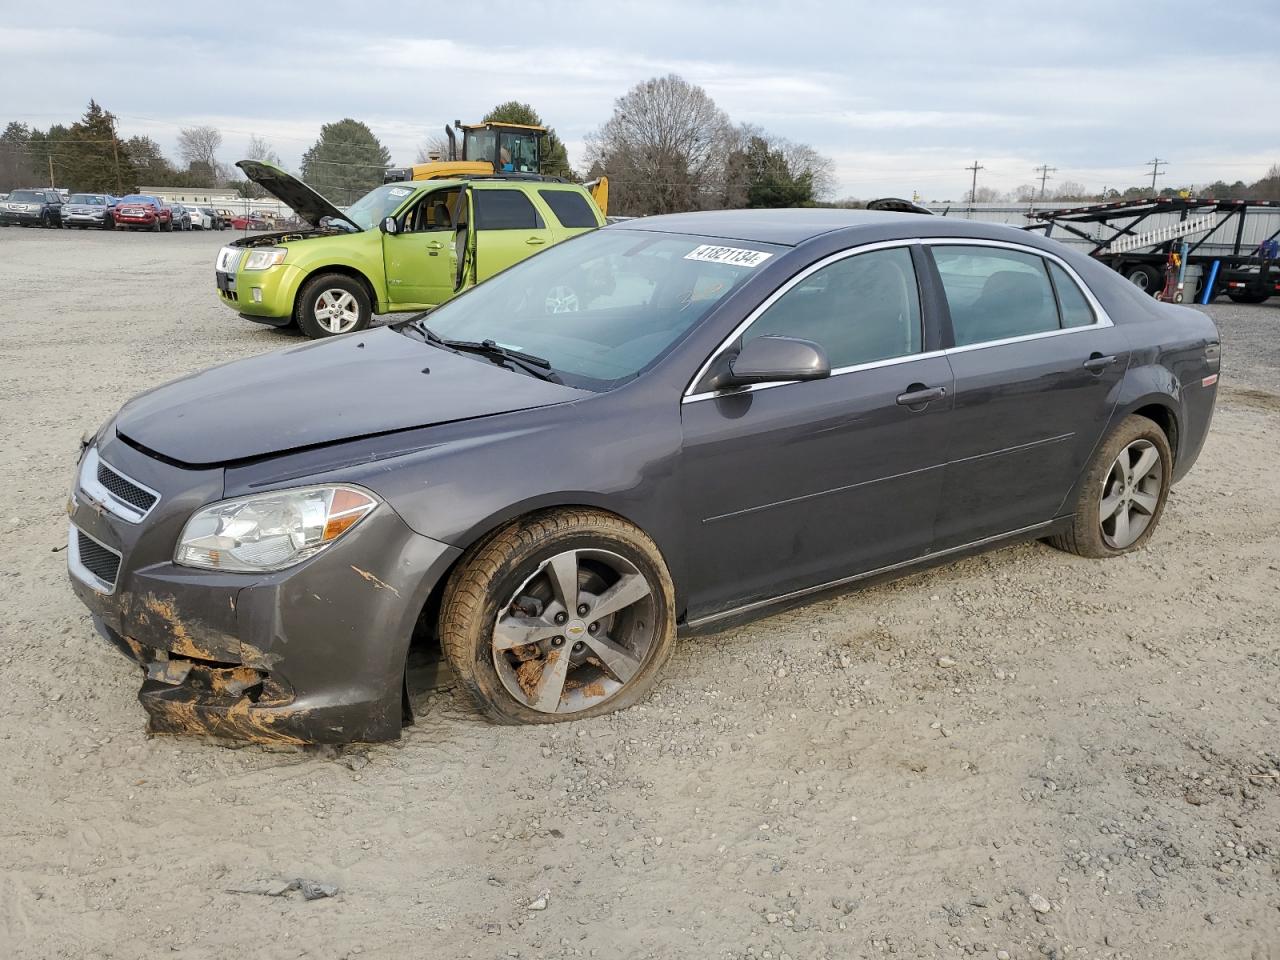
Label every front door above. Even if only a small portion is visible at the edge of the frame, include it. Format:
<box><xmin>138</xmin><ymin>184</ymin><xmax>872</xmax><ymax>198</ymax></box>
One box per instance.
<box><xmin>472</xmin><ymin>187</ymin><xmax>556</xmax><ymax>280</ymax></box>
<box><xmin>928</xmin><ymin>243</ymin><xmax>1130</xmax><ymax>547</ymax></box>
<box><xmin>680</xmin><ymin>244</ymin><xmax>954</xmax><ymax>619</ymax></box>
<box><xmin>383</xmin><ymin>187</ymin><xmax>463</xmax><ymax>308</ymax></box>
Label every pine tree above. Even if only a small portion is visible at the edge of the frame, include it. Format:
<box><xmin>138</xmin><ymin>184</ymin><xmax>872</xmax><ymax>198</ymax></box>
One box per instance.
<box><xmin>300</xmin><ymin>119</ymin><xmax>390</xmax><ymax>204</ymax></box>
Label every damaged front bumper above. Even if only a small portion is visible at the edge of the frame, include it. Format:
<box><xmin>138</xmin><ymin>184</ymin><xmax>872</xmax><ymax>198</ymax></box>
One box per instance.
<box><xmin>67</xmin><ymin>431</ymin><xmax>461</xmax><ymax>744</ymax></box>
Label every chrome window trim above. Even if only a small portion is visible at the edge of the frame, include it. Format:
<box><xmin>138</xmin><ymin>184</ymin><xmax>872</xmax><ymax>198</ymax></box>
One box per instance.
<box><xmin>67</xmin><ymin>522</ymin><xmax>121</xmax><ymax>596</ymax></box>
<box><xmin>77</xmin><ymin>446</ymin><xmax>161</xmax><ymax>524</ymax></box>
<box><xmin>682</xmin><ymin>236</ymin><xmax>1114</xmax><ymax>405</ymax></box>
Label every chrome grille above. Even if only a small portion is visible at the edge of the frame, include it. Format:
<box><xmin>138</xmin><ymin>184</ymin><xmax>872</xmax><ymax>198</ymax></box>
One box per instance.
<box><xmin>97</xmin><ymin>460</ymin><xmax>158</xmax><ymax>512</ymax></box>
<box><xmin>76</xmin><ymin>529</ymin><xmax>121</xmax><ymax>587</ymax></box>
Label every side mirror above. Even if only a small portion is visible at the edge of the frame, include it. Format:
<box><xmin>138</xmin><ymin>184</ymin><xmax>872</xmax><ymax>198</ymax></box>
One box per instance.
<box><xmin>381</xmin><ymin>216</ymin><xmax>399</xmax><ymax>235</ymax></box>
<box><xmin>707</xmin><ymin>336</ymin><xmax>831</xmax><ymax>391</ymax></box>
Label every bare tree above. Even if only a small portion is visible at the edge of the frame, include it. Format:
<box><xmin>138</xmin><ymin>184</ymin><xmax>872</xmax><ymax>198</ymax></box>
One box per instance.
<box><xmin>584</xmin><ymin>74</ymin><xmax>733</xmax><ymax>216</ymax></box>
<box><xmin>245</xmin><ymin>134</ymin><xmax>281</xmax><ymax>166</ymax></box>
<box><xmin>177</xmin><ymin>125</ymin><xmax>223</xmax><ymax>182</ymax></box>
<box><xmin>1053</xmin><ymin>180</ymin><xmax>1090</xmax><ymax>201</ymax></box>
<box><xmin>1012</xmin><ymin>183</ymin><xmax>1038</xmax><ymax>202</ymax></box>
<box><xmin>972</xmin><ymin>186</ymin><xmax>1005</xmax><ymax>203</ymax></box>
<box><xmin>416</xmin><ymin>133</ymin><xmax>452</xmax><ymax>163</ymax></box>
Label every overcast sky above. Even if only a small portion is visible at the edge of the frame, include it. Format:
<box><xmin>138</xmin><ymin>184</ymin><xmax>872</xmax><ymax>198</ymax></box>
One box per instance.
<box><xmin>3</xmin><ymin>0</ymin><xmax>1275</xmax><ymax>200</ymax></box>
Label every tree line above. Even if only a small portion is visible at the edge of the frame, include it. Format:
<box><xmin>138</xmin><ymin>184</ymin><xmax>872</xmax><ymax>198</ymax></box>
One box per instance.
<box><xmin>5</xmin><ymin>86</ymin><xmax>1276</xmax><ymax>213</ymax></box>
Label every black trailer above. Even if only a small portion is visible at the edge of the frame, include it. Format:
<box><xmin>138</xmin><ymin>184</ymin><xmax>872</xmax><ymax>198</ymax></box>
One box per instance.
<box><xmin>1033</xmin><ymin>197</ymin><xmax>1280</xmax><ymax>302</ymax></box>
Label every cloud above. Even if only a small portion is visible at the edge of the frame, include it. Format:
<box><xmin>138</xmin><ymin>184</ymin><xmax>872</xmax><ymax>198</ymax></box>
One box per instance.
<box><xmin>2</xmin><ymin>1</ymin><xmax>1277</xmax><ymax>199</ymax></box>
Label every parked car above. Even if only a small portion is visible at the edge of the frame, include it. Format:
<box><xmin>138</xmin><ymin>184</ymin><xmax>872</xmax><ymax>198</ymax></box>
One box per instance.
<box><xmin>182</xmin><ymin>205</ymin><xmax>212</xmax><ymax>230</ymax></box>
<box><xmin>214</xmin><ymin>159</ymin><xmax>605</xmax><ymax>338</ymax></box>
<box><xmin>62</xmin><ymin>193</ymin><xmax>117</xmax><ymax>229</ymax></box>
<box><xmin>67</xmin><ymin>210</ymin><xmax>1220</xmax><ymax>743</ymax></box>
<box><xmin>1</xmin><ymin>187</ymin><xmax>63</xmax><ymax>227</ymax></box>
<box><xmin>200</xmin><ymin>206</ymin><xmax>228</xmax><ymax>230</ymax></box>
<box><xmin>113</xmin><ymin>195</ymin><xmax>172</xmax><ymax>231</ymax></box>
<box><xmin>168</xmin><ymin>202</ymin><xmax>191</xmax><ymax>231</ymax></box>
<box><xmin>229</xmin><ymin>212</ymin><xmax>271</xmax><ymax>231</ymax></box>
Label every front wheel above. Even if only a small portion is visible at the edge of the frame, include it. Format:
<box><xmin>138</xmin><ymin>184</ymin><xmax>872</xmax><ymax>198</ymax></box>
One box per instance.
<box><xmin>1048</xmin><ymin>414</ymin><xmax>1173</xmax><ymax>558</ymax></box>
<box><xmin>295</xmin><ymin>273</ymin><xmax>372</xmax><ymax>338</ymax></box>
<box><xmin>440</xmin><ymin>509</ymin><xmax>677</xmax><ymax>724</ymax></box>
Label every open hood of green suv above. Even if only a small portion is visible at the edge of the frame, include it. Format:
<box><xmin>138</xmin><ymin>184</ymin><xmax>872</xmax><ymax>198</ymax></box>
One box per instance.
<box><xmin>236</xmin><ymin>160</ymin><xmax>361</xmax><ymax>231</ymax></box>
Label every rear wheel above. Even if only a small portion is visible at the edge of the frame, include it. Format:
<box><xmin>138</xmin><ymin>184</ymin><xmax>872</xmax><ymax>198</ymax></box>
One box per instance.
<box><xmin>440</xmin><ymin>509</ymin><xmax>677</xmax><ymax>724</ymax></box>
<box><xmin>1124</xmin><ymin>263</ymin><xmax>1162</xmax><ymax>295</ymax></box>
<box><xmin>1048</xmin><ymin>415</ymin><xmax>1173</xmax><ymax>558</ymax></box>
<box><xmin>295</xmin><ymin>273</ymin><xmax>372</xmax><ymax>338</ymax></box>
<box><xmin>1228</xmin><ymin>290</ymin><xmax>1270</xmax><ymax>304</ymax></box>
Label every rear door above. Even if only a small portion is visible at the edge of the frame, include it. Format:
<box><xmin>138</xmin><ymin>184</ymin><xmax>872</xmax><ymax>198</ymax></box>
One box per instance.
<box><xmin>472</xmin><ymin>186</ymin><xmax>555</xmax><ymax>279</ymax></box>
<box><xmin>928</xmin><ymin>241</ymin><xmax>1130</xmax><ymax>547</ymax></box>
<box><xmin>680</xmin><ymin>243</ymin><xmax>954</xmax><ymax>618</ymax></box>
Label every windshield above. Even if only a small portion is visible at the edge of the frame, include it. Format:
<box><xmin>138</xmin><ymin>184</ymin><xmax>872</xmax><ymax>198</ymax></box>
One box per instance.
<box><xmin>119</xmin><ymin>195</ymin><xmax>156</xmax><ymax>205</ymax></box>
<box><xmin>415</xmin><ymin>229</ymin><xmax>781</xmax><ymax>389</ymax></box>
<box><xmin>69</xmin><ymin>194</ymin><xmax>105</xmax><ymax>205</ymax></box>
<box><xmin>9</xmin><ymin>190</ymin><xmax>42</xmax><ymax>201</ymax></box>
<box><xmin>342</xmin><ymin>183</ymin><xmax>417</xmax><ymax>230</ymax></box>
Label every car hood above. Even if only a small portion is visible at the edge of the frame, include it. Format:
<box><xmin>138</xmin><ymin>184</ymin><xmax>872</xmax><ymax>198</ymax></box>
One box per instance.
<box><xmin>236</xmin><ymin>159</ymin><xmax>360</xmax><ymax>231</ymax></box>
<box><xmin>114</xmin><ymin>327</ymin><xmax>588</xmax><ymax>466</ymax></box>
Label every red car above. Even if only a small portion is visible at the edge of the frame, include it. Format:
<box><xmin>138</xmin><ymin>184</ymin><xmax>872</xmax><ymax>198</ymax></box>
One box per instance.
<box><xmin>230</xmin><ymin>212</ymin><xmax>271</xmax><ymax>230</ymax></box>
<box><xmin>113</xmin><ymin>195</ymin><xmax>173</xmax><ymax>232</ymax></box>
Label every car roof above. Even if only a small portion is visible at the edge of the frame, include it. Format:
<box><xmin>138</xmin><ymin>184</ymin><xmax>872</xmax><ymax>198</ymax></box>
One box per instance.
<box><xmin>610</xmin><ymin>208</ymin><xmax>1015</xmax><ymax>247</ymax></box>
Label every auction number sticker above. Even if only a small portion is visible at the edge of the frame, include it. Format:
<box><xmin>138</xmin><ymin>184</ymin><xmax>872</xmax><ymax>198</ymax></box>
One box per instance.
<box><xmin>683</xmin><ymin>244</ymin><xmax>773</xmax><ymax>268</ymax></box>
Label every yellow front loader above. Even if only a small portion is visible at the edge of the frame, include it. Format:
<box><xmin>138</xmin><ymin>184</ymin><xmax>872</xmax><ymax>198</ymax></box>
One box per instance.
<box><xmin>385</xmin><ymin>120</ymin><xmax>609</xmax><ymax>216</ymax></box>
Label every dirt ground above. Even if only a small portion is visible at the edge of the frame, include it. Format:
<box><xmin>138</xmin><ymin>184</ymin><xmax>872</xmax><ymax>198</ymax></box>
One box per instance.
<box><xmin>1</xmin><ymin>228</ymin><xmax>1278</xmax><ymax>960</ymax></box>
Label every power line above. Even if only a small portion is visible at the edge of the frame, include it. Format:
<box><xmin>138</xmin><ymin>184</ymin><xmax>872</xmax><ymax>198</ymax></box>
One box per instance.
<box><xmin>1034</xmin><ymin>163</ymin><xmax>1057</xmax><ymax>200</ymax></box>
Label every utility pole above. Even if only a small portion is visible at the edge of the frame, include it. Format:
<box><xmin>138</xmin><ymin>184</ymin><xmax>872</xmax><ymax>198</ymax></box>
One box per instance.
<box><xmin>1146</xmin><ymin>157</ymin><xmax>1167</xmax><ymax>194</ymax></box>
<box><xmin>48</xmin><ymin>153</ymin><xmax>55</xmax><ymax>188</ymax></box>
<box><xmin>1034</xmin><ymin>163</ymin><xmax>1057</xmax><ymax>200</ymax></box>
<box><xmin>110</xmin><ymin>116</ymin><xmax>123</xmax><ymax>195</ymax></box>
<box><xmin>965</xmin><ymin>160</ymin><xmax>984</xmax><ymax>206</ymax></box>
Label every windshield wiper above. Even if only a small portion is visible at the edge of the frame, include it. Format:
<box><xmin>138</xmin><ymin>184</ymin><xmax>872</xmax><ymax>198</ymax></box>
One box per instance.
<box><xmin>402</xmin><ymin>320</ymin><xmax>560</xmax><ymax>383</ymax></box>
<box><xmin>443</xmin><ymin>338</ymin><xmax>561</xmax><ymax>383</ymax></box>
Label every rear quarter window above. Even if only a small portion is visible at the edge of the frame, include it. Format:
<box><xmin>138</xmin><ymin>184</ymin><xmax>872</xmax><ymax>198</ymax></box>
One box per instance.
<box><xmin>538</xmin><ymin>189</ymin><xmax>598</xmax><ymax>229</ymax></box>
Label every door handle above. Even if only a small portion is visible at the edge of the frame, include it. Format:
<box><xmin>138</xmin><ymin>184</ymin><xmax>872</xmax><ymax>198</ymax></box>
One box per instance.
<box><xmin>426</xmin><ymin>241</ymin><xmax>443</xmax><ymax>249</ymax></box>
<box><xmin>1083</xmin><ymin>353</ymin><xmax>1117</xmax><ymax>373</ymax></box>
<box><xmin>526</xmin><ymin>237</ymin><xmax>546</xmax><ymax>245</ymax></box>
<box><xmin>896</xmin><ymin>385</ymin><xmax>946</xmax><ymax>407</ymax></box>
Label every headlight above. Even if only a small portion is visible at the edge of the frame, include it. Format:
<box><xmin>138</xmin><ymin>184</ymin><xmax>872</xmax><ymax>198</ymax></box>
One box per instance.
<box><xmin>175</xmin><ymin>485</ymin><xmax>377</xmax><ymax>572</ymax></box>
<box><xmin>243</xmin><ymin>247</ymin><xmax>287</xmax><ymax>270</ymax></box>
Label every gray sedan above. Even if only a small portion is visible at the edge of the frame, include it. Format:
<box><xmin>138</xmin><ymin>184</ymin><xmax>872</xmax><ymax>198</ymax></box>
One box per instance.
<box><xmin>66</xmin><ymin>210</ymin><xmax>1219</xmax><ymax>742</ymax></box>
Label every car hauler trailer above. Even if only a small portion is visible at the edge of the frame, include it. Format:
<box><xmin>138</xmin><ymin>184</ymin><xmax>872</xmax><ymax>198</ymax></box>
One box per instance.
<box><xmin>1032</xmin><ymin>196</ymin><xmax>1280</xmax><ymax>302</ymax></box>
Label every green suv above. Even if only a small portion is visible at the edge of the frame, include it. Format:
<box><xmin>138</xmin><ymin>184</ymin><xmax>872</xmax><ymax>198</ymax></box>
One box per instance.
<box><xmin>215</xmin><ymin>161</ymin><xmax>605</xmax><ymax>338</ymax></box>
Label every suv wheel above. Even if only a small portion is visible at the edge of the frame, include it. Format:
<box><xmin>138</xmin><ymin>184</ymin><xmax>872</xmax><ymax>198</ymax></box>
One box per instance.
<box><xmin>1048</xmin><ymin>414</ymin><xmax>1173</xmax><ymax>558</ymax></box>
<box><xmin>295</xmin><ymin>274</ymin><xmax>372</xmax><ymax>338</ymax></box>
<box><xmin>440</xmin><ymin>509</ymin><xmax>677</xmax><ymax>724</ymax></box>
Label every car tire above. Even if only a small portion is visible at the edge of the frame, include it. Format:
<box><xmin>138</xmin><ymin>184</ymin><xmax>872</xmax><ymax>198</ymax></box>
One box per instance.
<box><xmin>1227</xmin><ymin>290</ymin><xmax>1270</xmax><ymax>304</ymax></box>
<box><xmin>295</xmin><ymin>273</ymin><xmax>373</xmax><ymax>338</ymax></box>
<box><xmin>150</xmin><ymin>221</ymin><xmax>160</xmax><ymax>233</ymax></box>
<box><xmin>1124</xmin><ymin>264</ymin><xmax>1162</xmax><ymax>294</ymax></box>
<box><xmin>440</xmin><ymin>509</ymin><xmax>677</xmax><ymax>725</ymax></box>
<box><xmin>1048</xmin><ymin>414</ymin><xmax>1173</xmax><ymax>559</ymax></box>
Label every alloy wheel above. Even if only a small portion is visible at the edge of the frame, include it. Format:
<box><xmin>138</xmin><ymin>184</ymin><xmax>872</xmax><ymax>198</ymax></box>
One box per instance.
<box><xmin>544</xmin><ymin>285</ymin><xmax>580</xmax><ymax>314</ymax></box>
<box><xmin>492</xmin><ymin>548</ymin><xmax>656</xmax><ymax>714</ymax></box>
<box><xmin>313</xmin><ymin>289</ymin><xmax>361</xmax><ymax>334</ymax></box>
<box><xmin>1099</xmin><ymin>438</ymin><xmax>1162</xmax><ymax>549</ymax></box>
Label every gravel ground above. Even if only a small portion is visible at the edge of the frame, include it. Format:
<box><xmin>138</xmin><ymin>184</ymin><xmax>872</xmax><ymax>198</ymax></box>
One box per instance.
<box><xmin>1</xmin><ymin>229</ymin><xmax>1278</xmax><ymax>960</ymax></box>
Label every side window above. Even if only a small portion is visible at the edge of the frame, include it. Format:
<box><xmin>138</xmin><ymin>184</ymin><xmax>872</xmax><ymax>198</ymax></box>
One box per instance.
<box><xmin>742</xmin><ymin>246</ymin><xmax>922</xmax><ymax>369</ymax></box>
<box><xmin>1048</xmin><ymin>261</ymin><xmax>1095</xmax><ymax>328</ymax></box>
<box><xmin>474</xmin><ymin>189</ymin><xmax>544</xmax><ymax>230</ymax></box>
<box><xmin>933</xmin><ymin>246</ymin><xmax>1058</xmax><ymax>346</ymax></box>
<box><xmin>405</xmin><ymin>190</ymin><xmax>460</xmax><ymax>233</ymax></box>
<box><xmin>538</xmin><ymin>189</ymin><xmax>598</xmax><ymax>228</ymax></box>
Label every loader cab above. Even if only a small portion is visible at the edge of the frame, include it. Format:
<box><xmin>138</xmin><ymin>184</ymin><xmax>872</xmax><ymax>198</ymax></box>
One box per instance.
<box><xmin>460</xmin><ymin>122</ymin><xmax>543</xmax><ymax>174</ymax></box>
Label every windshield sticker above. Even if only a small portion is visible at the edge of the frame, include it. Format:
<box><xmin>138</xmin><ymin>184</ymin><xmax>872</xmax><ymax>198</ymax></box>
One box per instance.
<box><xmin>388</xmin><ymin>187</ymin><xmax>411</xmax><ymax>197</ymax></box>
<box><xmin>684</xmin><ymin>244</ymin><xmax>772</xmax><ymax>268</ymax></box>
